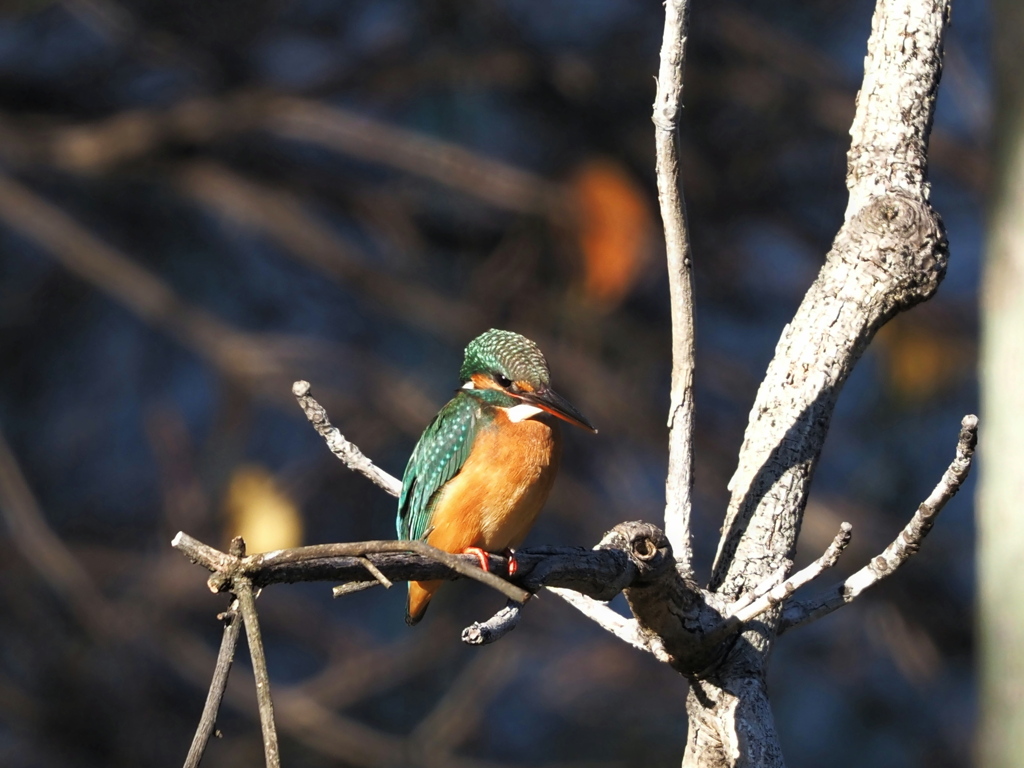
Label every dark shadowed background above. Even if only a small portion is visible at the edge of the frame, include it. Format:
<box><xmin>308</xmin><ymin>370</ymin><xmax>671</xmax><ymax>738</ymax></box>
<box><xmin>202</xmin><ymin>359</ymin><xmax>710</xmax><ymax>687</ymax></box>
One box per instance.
<box><xmin>0</xmin><ymin>1</ymin><xmax>986</xmax><ymax>766</ymax></box>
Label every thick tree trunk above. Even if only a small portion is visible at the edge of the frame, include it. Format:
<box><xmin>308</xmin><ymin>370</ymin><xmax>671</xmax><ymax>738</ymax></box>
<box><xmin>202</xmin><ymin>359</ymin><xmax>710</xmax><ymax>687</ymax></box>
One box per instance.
<box><xmin>680</xmin><ymin>0</ymin><xmax>951</xmax><ymax>764</ymax></box>
<box><xmin>978</xmin><ymin>0</ymin><xmax>1024</xmax><ymax>764</ymax></box>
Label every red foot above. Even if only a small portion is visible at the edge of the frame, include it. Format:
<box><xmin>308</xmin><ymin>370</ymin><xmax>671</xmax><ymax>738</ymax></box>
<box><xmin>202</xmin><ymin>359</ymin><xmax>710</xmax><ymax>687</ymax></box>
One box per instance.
<box><xmin>463</xmin><ymin>546</ymin><xmax>491</xmax><ymax>572</ymax></box>
<box><xmin>503</xmin><ymin>548</ymin><xmax>518</xmax><ymax>577</ymax></box>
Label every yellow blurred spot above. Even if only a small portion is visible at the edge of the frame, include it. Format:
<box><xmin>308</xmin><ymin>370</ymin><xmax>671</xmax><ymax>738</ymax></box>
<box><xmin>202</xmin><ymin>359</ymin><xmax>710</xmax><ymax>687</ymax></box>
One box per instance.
<box><xmin>570</xmin><ymin>158</ymin><xmax>654</xmax><ymax>310</ymax></box>
<box><xmin>224</xmin><ymin>465</ymin><xmax>302</xmax><ymax>553</ymax></box>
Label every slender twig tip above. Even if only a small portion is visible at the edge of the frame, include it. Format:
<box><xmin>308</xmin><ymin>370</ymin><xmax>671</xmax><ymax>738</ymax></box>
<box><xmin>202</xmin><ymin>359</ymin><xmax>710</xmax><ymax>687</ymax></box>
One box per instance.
<box><xmin>292</xmin><ymin>380</ymin><xmax>311</xmax><ymax>397</ymax></box>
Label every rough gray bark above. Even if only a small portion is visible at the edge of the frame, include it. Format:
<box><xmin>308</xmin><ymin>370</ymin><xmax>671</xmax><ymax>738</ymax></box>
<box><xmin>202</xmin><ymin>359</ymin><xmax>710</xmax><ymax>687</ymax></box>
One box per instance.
<box><xmin>712</xmin><ymin>0</ymin><xmax>949</xmax><ymax>600</ymax></box>
<box><xmin>654</xmin><ymin>0</ymin><xmax>698</xmax><ymax>575</ymax></box>
<box><xmin>687</xmin><ymin>0</ymin><xmax>951</xmax><ymax>764</ymax></box>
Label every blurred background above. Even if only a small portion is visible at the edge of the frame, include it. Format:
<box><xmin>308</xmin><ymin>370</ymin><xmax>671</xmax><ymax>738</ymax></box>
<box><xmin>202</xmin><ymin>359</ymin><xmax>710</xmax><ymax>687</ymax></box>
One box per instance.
<box><xmin>0</xmin><ymin>0</ymin><xmax>987</xmax><ymax>766</ymax></box>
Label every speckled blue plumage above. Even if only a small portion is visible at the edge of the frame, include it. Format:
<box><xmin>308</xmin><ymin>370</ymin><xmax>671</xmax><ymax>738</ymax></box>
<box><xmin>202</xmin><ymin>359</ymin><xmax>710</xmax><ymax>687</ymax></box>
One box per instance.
<box><xmin>396</xmin><ymin>388</ymin><xmax>517</xmax><ymax>542</ymax></box>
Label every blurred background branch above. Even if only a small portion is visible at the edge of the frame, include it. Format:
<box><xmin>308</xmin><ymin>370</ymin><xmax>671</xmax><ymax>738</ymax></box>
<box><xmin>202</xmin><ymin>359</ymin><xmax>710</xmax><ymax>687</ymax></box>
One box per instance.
<box><xmin>0</xmin><ymin>0</ymin><xmax>984</xmax><ymax>766</ymax></box>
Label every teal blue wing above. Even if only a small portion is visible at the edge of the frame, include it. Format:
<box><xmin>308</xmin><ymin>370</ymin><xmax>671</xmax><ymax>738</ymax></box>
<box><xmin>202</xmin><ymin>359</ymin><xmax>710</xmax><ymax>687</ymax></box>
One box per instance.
<box><xmin>397</xmin><ymin>393</ymin><xmax>481</xmax><ymax>542</ymax></box>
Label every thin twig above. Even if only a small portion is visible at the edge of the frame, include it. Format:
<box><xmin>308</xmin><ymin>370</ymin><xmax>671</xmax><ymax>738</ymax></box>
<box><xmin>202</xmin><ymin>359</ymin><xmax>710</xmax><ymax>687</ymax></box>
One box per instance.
<box><xmin>731</xmin><ymin>522</ymin><xmax>852</xmax><ymax>624</ymax></box>
<box><xmin>461</xmin><ymin>600</ymin><xmax>525</xmax><ymax>646</ymax></box>
<box><xmin>332</xmin><ymin>581</ymin><xmax>379</xmax><ymax>597</ymax></box>
<box><xmin>653</xmin><ymin>0</ymin><xmax>697</xmax><ymax>576</ymax></box>
<box><xmin>779</xmin><ymin>415</ymin><xmax>978</xmax><ymax>633</ymax></box>
<box><xmin>172</xmin><ymin>531</ymin><xmax>236</xmax><ymax>577</ymax></box>
<box><xmin>292</xmin><ymin>380</ymin><xmax>402</xmax><ymax>496</ymax></box>
<box><xmin>700</xmin><ymin>523</ymin><xmax>853</xmax><ymax>650</ymax></box>
<box><xmin>357</xmin><ymin>557</ymin><xmax>393</xmax><ymax>589</ymax></box>
<box><xmin>726</xmin><ymin>564</ymin><xmax>791</xmax><ymax>616</ymax></box>
<box><xmin>183</xmin><ymin>601</ymin><xmax>242</xmax><ymax>768</ymax></box>
<box><xmin>237</xmin><ymin>577</ymin><xmax>281</xmax><ymax>768</ymax></box>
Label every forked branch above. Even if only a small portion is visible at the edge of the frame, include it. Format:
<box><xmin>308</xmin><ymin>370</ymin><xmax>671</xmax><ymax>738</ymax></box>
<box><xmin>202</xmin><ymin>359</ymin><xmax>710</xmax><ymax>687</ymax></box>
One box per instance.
<box><xmin>780</xmin><ymin>414</ymin><xmax>978</xmax><ymax>633</ymax></box>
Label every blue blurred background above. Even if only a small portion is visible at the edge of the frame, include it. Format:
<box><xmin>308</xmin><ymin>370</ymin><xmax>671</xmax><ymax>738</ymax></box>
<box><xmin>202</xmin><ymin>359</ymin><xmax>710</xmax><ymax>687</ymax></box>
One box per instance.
<box><xmin>0</xmin><ymin>0</ymin><xmax>986</xmax><ymax>766</ymax></box>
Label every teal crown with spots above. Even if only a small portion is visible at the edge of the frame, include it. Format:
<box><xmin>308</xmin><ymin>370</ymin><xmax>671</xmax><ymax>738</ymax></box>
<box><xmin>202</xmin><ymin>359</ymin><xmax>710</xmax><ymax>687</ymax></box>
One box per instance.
<box><xmin>459</xmin><ymin>329</ymin><xmax>551</xmax><ymax>386</ymax></box>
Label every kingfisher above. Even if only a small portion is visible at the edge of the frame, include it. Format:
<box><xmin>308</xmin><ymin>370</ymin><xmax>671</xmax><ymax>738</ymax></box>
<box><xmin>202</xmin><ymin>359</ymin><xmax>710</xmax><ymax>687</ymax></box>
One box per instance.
<box><xmin>397</xmin><ymin>329</ymin><xmax>596</xmax><ymax>625</ymax></box>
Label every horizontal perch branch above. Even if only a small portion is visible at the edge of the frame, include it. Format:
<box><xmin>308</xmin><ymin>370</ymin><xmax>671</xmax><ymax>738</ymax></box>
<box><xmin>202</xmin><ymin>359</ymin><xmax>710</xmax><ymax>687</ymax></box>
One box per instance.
<box><xmin>172</xmin><ymin>527</ymin><xmax>697</xmax><ymax>611</ymax></box>
<box><xmin>172</xmin><ymin>532</ymin><xmax>533</xmax><ymax>604</ymax></box>
<box><xmin>173</xmin><ymin>521</ymin><xmax>752</xmax><ymax>673</ymax></box>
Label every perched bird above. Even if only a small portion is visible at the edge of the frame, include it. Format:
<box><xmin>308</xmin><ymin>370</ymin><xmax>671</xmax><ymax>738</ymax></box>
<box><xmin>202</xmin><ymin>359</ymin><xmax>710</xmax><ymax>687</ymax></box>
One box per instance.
<box><xmin>397</xmin><ymin>329</ymin><xmax>596</xmax><ymax>625</ymax></box>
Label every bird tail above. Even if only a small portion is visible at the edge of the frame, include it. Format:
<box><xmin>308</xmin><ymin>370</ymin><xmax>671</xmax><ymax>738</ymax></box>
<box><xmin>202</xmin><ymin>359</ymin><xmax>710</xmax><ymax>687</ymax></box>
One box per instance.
<box><xmin>406</xmin><ymin>580</ymin><xmax>442</xmax><ymax>625</ymax></box>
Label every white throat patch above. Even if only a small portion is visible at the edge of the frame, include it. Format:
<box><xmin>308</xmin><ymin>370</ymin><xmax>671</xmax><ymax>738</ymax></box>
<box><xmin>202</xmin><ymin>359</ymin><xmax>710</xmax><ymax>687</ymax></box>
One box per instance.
<box><xmin>503</xmin><ymin>403</ymin><xmax>545</xmax><ymax>423</ymax></box>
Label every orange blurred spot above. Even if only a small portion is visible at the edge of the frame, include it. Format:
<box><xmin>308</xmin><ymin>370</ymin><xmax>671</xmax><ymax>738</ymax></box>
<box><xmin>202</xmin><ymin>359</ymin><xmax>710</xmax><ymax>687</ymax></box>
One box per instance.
<box><xmin>875</xmin><ymin>318</ymin><xmax>971</xmax><ymax>401</ymax></box>
<box><xmin>570</xmin><ymin>158</ymin><xmax>654</xmax><ymax>309</ymax></box>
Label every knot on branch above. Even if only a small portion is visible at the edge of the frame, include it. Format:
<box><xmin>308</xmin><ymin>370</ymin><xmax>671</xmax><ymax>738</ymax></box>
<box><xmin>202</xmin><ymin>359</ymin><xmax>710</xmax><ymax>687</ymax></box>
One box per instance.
<box><xmin>595</xmin><ymin>522</ymin><xmax>727</xmax><ymax>677</ymax></box>
<box><xmin>599</xmin><ymin>521</ymin><xmax>673</xmax><ymax>583</ymax></box>
<box><xmin>855</xmin><ymin>192</ymin><xmax>948</xmax><ymax>310</ymax></box>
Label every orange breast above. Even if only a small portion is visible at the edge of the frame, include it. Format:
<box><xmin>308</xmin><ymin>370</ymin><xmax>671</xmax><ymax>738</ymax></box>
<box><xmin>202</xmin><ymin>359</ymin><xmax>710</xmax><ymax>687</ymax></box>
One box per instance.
<box><xmin>424</xmin><ymin>411</ymin><xmax>562</xmax><ymax>555</ymax></box>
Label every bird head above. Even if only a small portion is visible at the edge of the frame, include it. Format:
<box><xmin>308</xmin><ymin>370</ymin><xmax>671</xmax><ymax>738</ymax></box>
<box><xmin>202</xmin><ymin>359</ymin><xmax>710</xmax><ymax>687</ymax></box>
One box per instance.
<box><xmin>459</xmin><ymin>329</ymin><xmax>597</xmax><ymax>432</ymax></box>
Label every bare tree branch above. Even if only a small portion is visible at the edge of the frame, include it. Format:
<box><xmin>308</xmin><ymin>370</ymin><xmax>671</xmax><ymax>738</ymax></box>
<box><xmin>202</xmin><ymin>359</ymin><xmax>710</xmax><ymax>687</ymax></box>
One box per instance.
<box><xmin>731</xmin><ymin>522</ymin><xmax>852</xmax><ymax>624</ymax></box>
<box><xmin>292</xmin><ymin>380</ymin><xmax>402</xmax><ymax>496</ymax></box>
<box><xmin>171</xmin><ymin>532</ymin><xmax>531</xmax><ymax>604</ymax></box>
<box><xmin>0</xmin><ymin>170</ymin><xmax>290</xmax><ymax>392</ymax></box>
<box><xmin>712</xmin><ymin>0</ymin><xmax>950</xmax><ymax>606</ymax></box>
<box><xmin>183</xmin><ymin>601</ymin><xmax>242</xmax><ymax>768</ymax></box>
<box><xmin>331</xmin><ymin>580</ymin><xmax>380</xmax><ymax>597</ymax></box>
<box><xmin>461</xmin><ymin>600</ymin><xmax>525</xmax><ymax>646</ymax></box>
<box><xmin>683</xmin><ymin>0</ymin><xmax>952</xmax><ymax>763</ymax></box>
<box><xmin>780</xmin><ymin>414</ymin><xmax>977</xmax><ymax>633</ymax></box>
<box><xmin>357</xmin><ymin>557</ymin><xmax>394</xmax><ymax>589</ymax></box>
<box><xmin>699</xmin><ymin>522</ymin><xmax>852</xmax><ymax>650</ymax></box>
<box><xmin>236</xmin><ymin>571</ymin><xmax>281</xmax><ymax>768</ymax></box>
<box><xmin>4</xmin><ymin>90</ymin><xmax>564</xmax><ymax>218</ymax></box>
<box><xmin>653</xmin><ymin>0</ymin><xmax>698</xmax><ymax>575</ymax></box>
<box><xmin>173</xmin><ymin>518</ymin><xmax>751</xmax><ymax>676</ymax></box>
<box><xmin>0</xmin><ymin>428</ymin><xmax>114</xmax><ymax>638</ymax></box>
<box><xmin>177</xmin><ymin>163</ymin><xmax>485</xmax><ymax>344</ymax></box>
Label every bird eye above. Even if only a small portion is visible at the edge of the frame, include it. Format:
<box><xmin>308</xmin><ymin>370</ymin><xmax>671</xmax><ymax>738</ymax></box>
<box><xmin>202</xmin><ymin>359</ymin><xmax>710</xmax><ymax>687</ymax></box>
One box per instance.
<box><xmin>494</xmin><ymin>373</ymin><xmax>512</xmax><ymax>388</ymax></box>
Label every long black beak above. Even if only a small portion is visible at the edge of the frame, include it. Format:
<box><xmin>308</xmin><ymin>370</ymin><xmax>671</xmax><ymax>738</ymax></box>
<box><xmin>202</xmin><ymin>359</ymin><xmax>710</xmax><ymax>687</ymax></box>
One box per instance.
<box><xmin>522</xmin><ymin>387</ymin><xmax>597</xmax><ymax>433</ymax></box>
